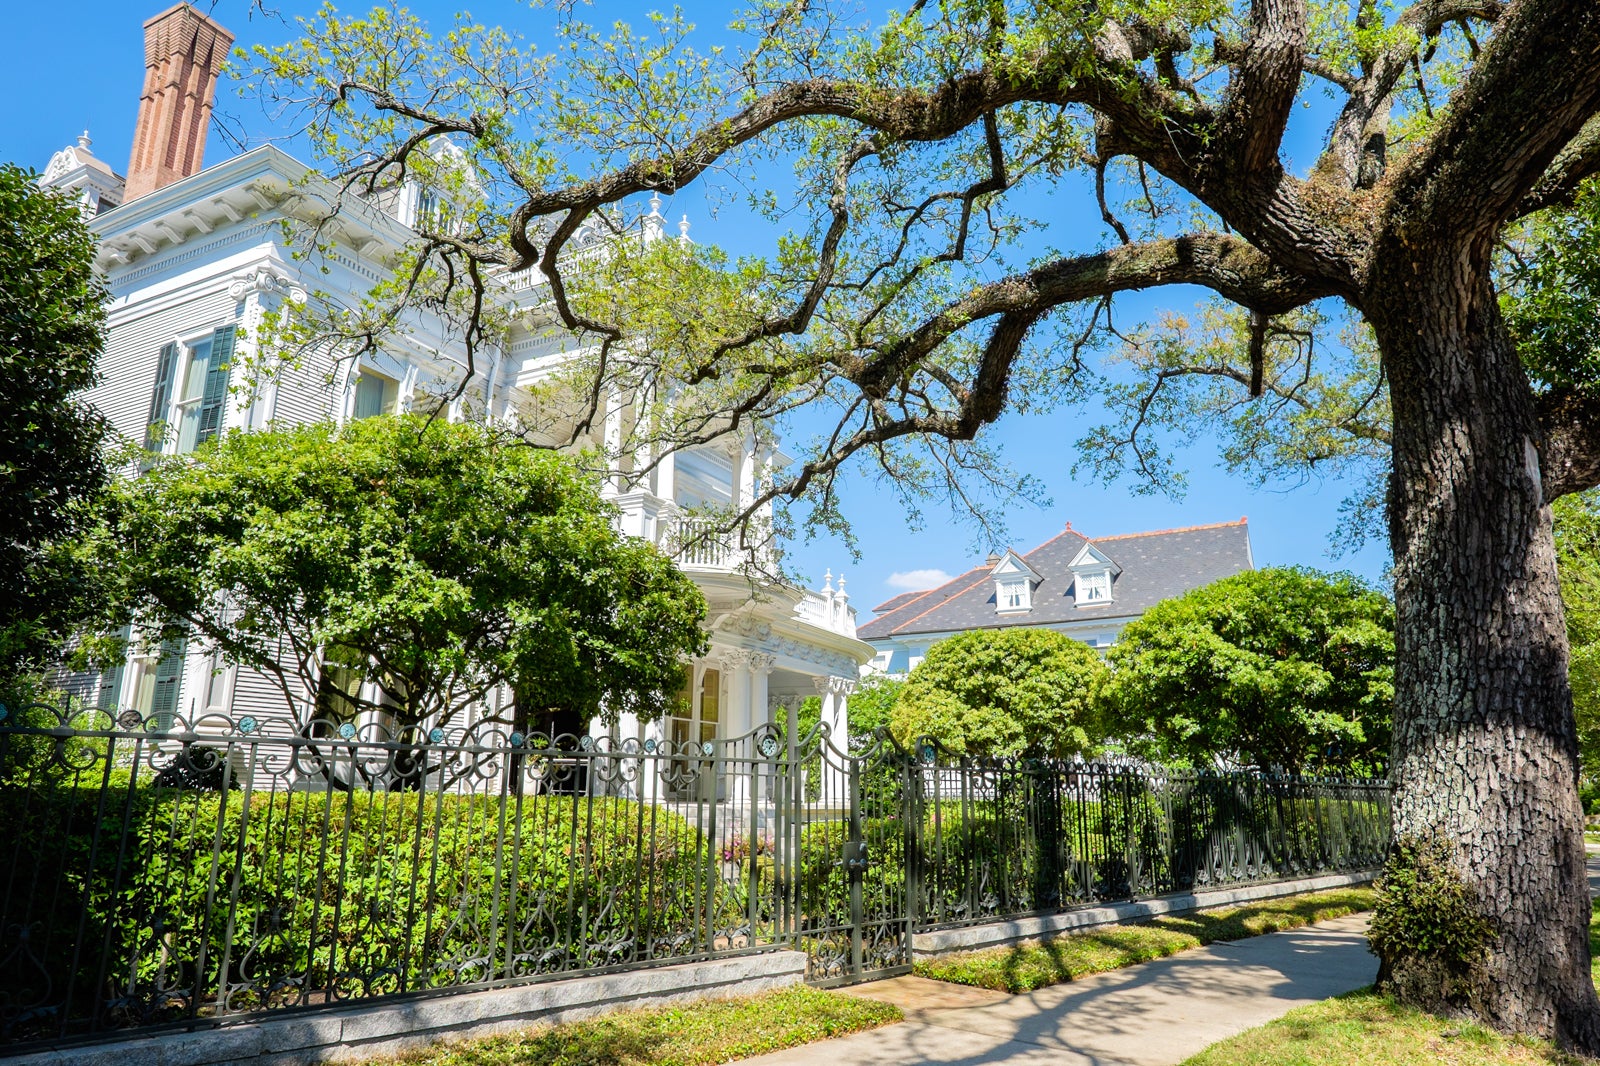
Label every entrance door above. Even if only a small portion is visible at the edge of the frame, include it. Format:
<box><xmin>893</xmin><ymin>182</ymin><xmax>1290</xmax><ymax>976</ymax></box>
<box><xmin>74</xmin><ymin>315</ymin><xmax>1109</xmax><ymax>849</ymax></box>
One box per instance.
<box><xmin>666</xmin><ymin>665</ymin><xmax>722</xmax><ymax>801</ymax></box>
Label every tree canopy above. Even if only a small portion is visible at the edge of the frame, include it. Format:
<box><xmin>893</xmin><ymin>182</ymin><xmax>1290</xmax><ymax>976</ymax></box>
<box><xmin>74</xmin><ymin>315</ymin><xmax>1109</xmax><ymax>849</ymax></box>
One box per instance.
<box><xmin>0</xmin><ymin>164</ymin><xmax>114</xmax><ymax>690</ymax></box>
<box><xmin>890</xmin><ymin>627</ymin><xmax>1104</xmax><ymax>757</ymax></box>
<box><xmin>1101</xmin><ymin>567</ymin><xmax>1394</xmax><ymax>776</ymax></box>
<box><xmin>110</xmin><ymin>416</ymin><xmax>709</xmax><ymax>731</ymax></box>
<box><xmin>242</xmin><ymin>0</ymin><xmax>1600</xmax><ymax>1044</ymax></box>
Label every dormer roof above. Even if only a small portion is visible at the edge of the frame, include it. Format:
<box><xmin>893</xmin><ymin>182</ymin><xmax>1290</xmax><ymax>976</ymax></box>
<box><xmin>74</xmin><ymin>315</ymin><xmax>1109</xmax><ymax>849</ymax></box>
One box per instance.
<box><xmin>1068</xmin><ymin>542</ymin><xmax>1121</xmax><ymax>575</ymax></box>
<box><xmin>990</xmin><ymin>549</ymin><xmax>1042</xmax><ymax>582</ymax></box>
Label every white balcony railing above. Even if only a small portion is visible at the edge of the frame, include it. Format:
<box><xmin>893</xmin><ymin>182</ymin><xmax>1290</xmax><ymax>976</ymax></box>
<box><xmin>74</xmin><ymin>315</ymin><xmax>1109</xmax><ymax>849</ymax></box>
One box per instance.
<box><xmin>795</xmin><ymin>572</ymin><xmax>857</xmax><ymax>638</ymax></box>
<box><xmin>673</xmin><ymin>516</ymin><xmax>735</xmax><ymax>570</ymax></box>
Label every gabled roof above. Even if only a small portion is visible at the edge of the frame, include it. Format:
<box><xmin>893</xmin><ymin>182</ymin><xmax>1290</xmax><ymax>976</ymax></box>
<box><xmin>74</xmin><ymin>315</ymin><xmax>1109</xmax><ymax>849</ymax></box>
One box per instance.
<box><xmin>990</xmin><ymin>549</ymin><xmax>1042</xmax><ymax>582</ymax></box>
<box><xmin>1068</xmin><ymin>541</ymin><xmax>1121</xmax><ymax>574</ymax></box>
<box><xmin>872</xmin><ymin>590</ymin><xmax>934</xmax><ymax>614</ymax></box>
<box><xmin>857</xmin><ymin>519</ymin><xmax>1253</xmax><ymax>640</ymax></box>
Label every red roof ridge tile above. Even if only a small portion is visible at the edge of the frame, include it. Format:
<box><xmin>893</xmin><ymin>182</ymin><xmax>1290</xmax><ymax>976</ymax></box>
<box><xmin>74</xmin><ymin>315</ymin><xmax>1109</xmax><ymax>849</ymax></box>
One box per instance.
<box><xmin>1093</xmin><ymin>518</ymin><xmax>1248</xmax><ymax>542</ymax></box>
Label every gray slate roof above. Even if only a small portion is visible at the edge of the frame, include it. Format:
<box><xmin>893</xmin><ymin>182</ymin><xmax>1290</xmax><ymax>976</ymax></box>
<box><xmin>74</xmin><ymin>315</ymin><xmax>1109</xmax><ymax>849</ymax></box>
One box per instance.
<box><xmin>859</xmin><ymin>519</ymin><xmax>1253</xmax><ymax>639</ymax></box>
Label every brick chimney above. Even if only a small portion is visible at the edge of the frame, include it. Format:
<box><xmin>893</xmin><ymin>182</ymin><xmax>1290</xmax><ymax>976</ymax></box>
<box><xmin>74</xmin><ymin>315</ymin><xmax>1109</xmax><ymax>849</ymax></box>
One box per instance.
<box><xmin>124</xmin><ymin>4</ymin><xmax>234</xmax><ymax>202</ymax></box>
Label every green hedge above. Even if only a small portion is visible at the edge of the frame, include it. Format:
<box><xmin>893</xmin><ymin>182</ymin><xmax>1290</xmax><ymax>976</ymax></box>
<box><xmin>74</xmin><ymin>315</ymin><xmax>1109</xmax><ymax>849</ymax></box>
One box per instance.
<box><xmin>0</xmin><ymin>783</ymin><xmax>715</xmax><ymax>1031</ymax></box>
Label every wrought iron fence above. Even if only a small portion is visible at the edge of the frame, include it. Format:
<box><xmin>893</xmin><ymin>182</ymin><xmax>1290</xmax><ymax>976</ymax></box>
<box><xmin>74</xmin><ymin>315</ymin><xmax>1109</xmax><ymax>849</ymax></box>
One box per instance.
<box><xmin>0</xmin><ymin>699</ymin><xmax>1390</xmax><ymax>1052</ymax></box>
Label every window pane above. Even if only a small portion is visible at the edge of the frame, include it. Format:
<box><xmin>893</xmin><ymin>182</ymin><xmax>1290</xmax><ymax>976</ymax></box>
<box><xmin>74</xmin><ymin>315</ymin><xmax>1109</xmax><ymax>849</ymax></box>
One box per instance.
<box><xmin>700</xmin><ymin>668</ymin><xmax>720</xmax><ymax>725</ymax></box>
<box><xmin>175</xmin><ymin>402</ymin><xmax>203</xmax><ymax>453</ymax></box>
<box><xmin>354</xmin><ymin>373</ymin><xmax>396</xmax><ymax>419</ymax></box>
<box><xmin>178</xmin><ymin>337</ymin><xmax>212</xmax><ymax>402</ymax></box>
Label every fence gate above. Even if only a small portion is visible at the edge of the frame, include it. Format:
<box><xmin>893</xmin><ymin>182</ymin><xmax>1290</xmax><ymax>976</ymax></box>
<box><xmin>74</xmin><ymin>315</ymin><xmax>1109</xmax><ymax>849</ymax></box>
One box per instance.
<box><xmin>780</xmin><ymin>730</ymin><xmax>914</xmax><ymax>985</ymax></box>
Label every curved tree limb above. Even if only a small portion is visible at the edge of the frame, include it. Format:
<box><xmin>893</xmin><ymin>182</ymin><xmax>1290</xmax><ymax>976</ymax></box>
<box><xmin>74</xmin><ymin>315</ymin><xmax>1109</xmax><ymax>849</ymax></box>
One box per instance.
<box><xmin>1378</xmin><ymin>0</ymin><xmax>1600</xmax><ymax>248</ymax></box>
<box><xmin>1540</xmin><ymin>388</ymin><xmax>1600</xmax><ymax>500</ymax></box>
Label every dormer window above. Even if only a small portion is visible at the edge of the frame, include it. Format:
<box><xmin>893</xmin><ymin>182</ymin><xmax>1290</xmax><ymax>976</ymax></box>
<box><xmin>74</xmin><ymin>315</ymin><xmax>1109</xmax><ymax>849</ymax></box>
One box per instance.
<box><xmin>1000</xmin><ymin>578</ymin><xmax>1030</xmax><ymax>611</ymax></box>
<box><xmin>1068</xmin><ymin>541</ymin><xmax>1120</xmax><ymax>608</ymax></box>
<box><xmin>988</xmin><ymin>549</ymin><xmax>1041</xmax><ymax>615</ymax></box>
<box><xmin>1078</xmin><ymin>570</ymin><xmax>1111</xmax><ymax>604</ymax></box>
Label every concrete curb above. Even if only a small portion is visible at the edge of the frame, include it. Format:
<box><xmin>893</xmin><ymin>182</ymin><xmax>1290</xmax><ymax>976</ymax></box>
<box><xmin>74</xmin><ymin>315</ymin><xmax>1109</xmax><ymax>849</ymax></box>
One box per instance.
<box><xmin>8</xmin><ymin>951</ymin><xmax>808</xmax><ymax>1066</ymax></box>
<box><xmin>911</xmin><ymin>869</ymin><xmax>1378</xmax><ymax>955</ymax></box>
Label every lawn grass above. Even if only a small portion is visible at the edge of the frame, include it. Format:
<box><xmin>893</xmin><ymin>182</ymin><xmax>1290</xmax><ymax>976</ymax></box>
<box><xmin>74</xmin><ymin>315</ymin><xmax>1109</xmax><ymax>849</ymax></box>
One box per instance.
<box><xmin>1179</xmin><ymin>991</ymin><xmax>1593</xmax><ymax>1065</ymax></box>
<box><xmin>1177</xmin><ymin>910</ymin><xmax>1600</xmax><ymax>1065</ymax></box>
<box><xmin>913</xmin><ymin>887</ymin><xmax>1376</xmax><ymax>993</ymax></box>
<box><xmin>366</xmin><ymin>986</ymin><xmax>902</xmax><ymax>1066</ymax></box>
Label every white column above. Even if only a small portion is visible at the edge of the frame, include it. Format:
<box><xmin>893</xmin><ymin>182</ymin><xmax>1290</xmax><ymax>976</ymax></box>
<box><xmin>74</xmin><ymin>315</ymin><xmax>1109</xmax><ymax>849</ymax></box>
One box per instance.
<box><xmin>833</xmin><ymin>676</ymin><xmax>857</xmax><ymax>747</ymax></box>
<box><xmin>737</xmin><ymin>433</ymin><xmax>757</xmax><ymax>509</ymax></box>
<box><xmin>748</xmin><ymin>654</ymin><xmax>775</xmax><ymax>731</ymax></box>
<box><xmin>721</xmin><ymin>651</ymin><xmax>752</xmax><ymax>809</ymax></box>
<box><xmin>640</xmin><ymin>716</ymin><xmax>664</xmax><ymax>803</ymax></box>
<box><xmin>656</xmin><ymin>446</ymin><xmax>677</xmax><ymax>505</ymax></box>
<box><xmin>602</xmin><ymin>386</ymin><xmax>625</xmax><ymax>498</ymax></box>
<box><xmin>482</xmin><ymin>349</ymin><xmax>502</xmax><ymax>418</ymax></box>
<box><xmin>722</xmin><ymin>651</ymin><xmax>752</xmax><ymax>742</ymax></box>
<box><xmin>613</xmin><ymin>709</ymin><xmax>642</xmax><ymax>799</ymax></box>
<box><xmin>232</xmin><ymin>287</ymin><xmax>264</xmax><ymax>432</ymax></box>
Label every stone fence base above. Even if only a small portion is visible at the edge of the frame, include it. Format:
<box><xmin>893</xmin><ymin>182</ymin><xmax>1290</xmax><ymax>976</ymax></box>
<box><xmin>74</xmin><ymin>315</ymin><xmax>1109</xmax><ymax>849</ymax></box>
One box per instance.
<box><xmin>8</xmin><ymin>951</ymin><xmax>808</xmax><ymax>1066</ymax></box>
<box><xmin>911</xmin><ymin>870</ymin><xmax>1379</xmax><ymax>956</ymax></box>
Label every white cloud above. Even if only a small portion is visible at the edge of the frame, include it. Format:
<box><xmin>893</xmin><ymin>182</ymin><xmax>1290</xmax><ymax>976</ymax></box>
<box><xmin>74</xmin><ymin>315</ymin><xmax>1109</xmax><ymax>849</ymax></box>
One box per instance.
<box><xmin>886</xmin><ymin>568</ymin><xmax>955</xmax><ymax>592</ymax></box>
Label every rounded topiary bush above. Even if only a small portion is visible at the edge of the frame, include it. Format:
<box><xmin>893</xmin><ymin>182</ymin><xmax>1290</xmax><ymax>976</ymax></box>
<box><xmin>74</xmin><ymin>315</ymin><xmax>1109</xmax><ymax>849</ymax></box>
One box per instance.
<box><xmin>889</xmin><ymin>628</ymin><xmax>1105</xmax><ymax>758</ymax></box>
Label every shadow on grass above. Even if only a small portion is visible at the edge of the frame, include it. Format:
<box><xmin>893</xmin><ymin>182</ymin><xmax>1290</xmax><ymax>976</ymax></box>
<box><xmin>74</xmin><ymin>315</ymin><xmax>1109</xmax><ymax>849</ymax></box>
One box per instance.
<box><xmin>921</xmin><ymin>888</ymin><xmax>1376</xmax><ymax>994</ymax></box>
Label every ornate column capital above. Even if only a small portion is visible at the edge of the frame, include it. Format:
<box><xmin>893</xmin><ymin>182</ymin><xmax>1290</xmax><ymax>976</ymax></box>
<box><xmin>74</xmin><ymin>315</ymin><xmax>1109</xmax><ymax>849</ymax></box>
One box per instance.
<box><xmin>228</xmin><ymin>266</ymin><xmax>306</xmax><ymax>304</ymax></box>
<box><xmin>748</xmin><ymin>652</ymin><xmax>777</xmax><ymax>675</ymax></box>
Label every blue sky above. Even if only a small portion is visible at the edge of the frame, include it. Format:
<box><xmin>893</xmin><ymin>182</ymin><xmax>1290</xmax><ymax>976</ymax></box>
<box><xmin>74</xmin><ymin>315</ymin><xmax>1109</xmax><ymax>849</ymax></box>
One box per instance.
<box><xmin>3</xmin><ymin>0</ymin><xmax>1393</xmax><ymax>607</ymax></box>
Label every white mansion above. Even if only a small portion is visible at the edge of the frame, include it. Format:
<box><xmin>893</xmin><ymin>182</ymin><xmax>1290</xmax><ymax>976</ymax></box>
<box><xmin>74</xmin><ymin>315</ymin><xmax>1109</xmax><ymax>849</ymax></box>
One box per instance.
<box><xmin>44</xmin><ymin>3</ymin><xmax>872</xmax><ymax>754</ymax></box>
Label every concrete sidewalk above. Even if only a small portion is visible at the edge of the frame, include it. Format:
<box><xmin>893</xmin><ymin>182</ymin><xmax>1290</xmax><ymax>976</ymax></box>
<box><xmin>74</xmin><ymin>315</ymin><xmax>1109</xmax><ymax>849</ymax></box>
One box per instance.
<box><xmin>744</xmin><ymin>915</ymin><xmax>1377</xmax><ymax>1066</ymax></box>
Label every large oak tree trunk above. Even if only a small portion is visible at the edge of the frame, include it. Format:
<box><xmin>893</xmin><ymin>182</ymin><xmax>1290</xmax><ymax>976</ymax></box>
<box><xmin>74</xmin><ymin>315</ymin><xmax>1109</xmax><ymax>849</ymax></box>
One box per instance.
<box><xmin>1369</xmin><ymin>243</ymin><xmax>1600</xmax><ymax>1048</ymax></box>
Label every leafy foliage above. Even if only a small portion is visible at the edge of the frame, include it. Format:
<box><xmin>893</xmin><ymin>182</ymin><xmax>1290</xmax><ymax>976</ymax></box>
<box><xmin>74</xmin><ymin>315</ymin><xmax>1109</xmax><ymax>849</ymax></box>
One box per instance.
<box><xmin>1370</xmin><ymin>834</ymin><xmax>1498</xmax><ymax>1006</ymax></box>
<box><xmin>0</xmin><ymin>164</ymin><xmax>114</xmax><ymax>687</ymax></box>
<box><xmin>1502</xmin><ymin>179</ymin><xmax>1600</xmax><ymax>397</ymax></box>
<box><xmin>1552</xmin><ymin>490</ymin><xmax>1600</xmax><ymax>802</ymax></box>
<box><xmin>1101</xmin><ymin>568</ymin><xmax>1394</xmax><ymax>775</ymax></box>
<box><xmin>890</xmin><ymin>628</ymin><xmax>1104</xmax><ymax>757</ymax></box>
<box><xmin>109</xmin><ymin>416</ymin><xmax>708</xmax><ymax>729</ymax></box>
<box><xmin>0</xmin><ymin>782</ymin><xmax>715</xmax><ymax>1023</ymax></box>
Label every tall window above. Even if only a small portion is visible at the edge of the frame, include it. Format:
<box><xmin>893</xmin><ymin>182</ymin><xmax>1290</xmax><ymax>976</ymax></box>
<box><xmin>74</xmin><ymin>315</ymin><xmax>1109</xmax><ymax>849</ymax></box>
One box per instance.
<box><xmin>122</xmin><ymin>635</ymin><xmax>187</xmax><ymax>729</ymax></box>
<box><xmin>144</xmin><ymin>325</ymin><xmax>236</xmax><ymax>455</ymax></box>
<box><xmin>353</xmin><ymin>371</ymin><xmax>399</xmax><ymax>419</ymax></box>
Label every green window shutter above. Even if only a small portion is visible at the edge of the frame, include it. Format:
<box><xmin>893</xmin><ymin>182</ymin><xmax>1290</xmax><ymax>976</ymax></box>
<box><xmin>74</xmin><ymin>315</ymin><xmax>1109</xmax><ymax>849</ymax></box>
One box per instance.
<box><xmin>150</xmin><ymin>636</ymin><xmax>188</xmax><ymax>730</ymax></box>
<box><xmin>96</xmin><ymin>626</ymin><xmax>132</xmax><ymax>713</ymax></box>
<box><xmin>143</xmin><ymin>342</ymin><xmax>180</xmax><ymax>453</ymax></box>
<box><xmin>194</xmin><ymin>325</ymin><xmax>236</xmax><ymax>446</ymax></box>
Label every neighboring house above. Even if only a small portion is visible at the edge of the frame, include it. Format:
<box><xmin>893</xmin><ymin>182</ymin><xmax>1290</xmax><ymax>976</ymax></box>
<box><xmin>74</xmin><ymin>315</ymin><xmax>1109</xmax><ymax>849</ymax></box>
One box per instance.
<box><xmin>859</xmin><ymin>519</ymin><xmax>1254</xmax><ymax>674</ymax></box>
<box><xmin>44</xmin><ymin>3</ymin><xmax>871</xmax><ymax>752</ymax></box>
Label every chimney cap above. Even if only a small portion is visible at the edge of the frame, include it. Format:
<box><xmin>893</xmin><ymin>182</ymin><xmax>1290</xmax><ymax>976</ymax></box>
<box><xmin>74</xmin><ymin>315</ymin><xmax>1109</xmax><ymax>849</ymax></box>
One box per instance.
<box><xmin>142</xmin><ymin>2</ymin><xmax>229</xmax><ymax>32</ymax></box>
<box><xmin>984</xmin><ymin>551</ymin><xmax>1001</xmax><ymax>566</ymax></box>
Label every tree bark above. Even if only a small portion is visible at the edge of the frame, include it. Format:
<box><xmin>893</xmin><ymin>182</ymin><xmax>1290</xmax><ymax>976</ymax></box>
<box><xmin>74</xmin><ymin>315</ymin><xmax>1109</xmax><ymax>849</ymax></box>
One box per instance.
<box><xmin>1367</xmin><ymin>239</ymin><xmax>1600</xmax><ymax>1048</ymax></box>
